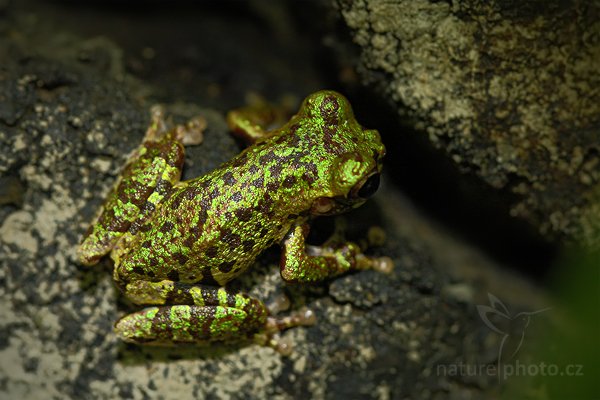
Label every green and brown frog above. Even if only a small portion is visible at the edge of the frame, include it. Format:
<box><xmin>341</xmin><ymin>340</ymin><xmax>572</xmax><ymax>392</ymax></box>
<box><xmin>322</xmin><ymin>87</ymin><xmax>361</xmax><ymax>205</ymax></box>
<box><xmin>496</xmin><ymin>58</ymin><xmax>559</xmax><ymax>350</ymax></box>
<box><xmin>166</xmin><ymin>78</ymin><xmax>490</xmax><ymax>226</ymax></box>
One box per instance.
<box><xmin>77</xmin><ymin>90</ymin><xmax>391</xmax><ymax>352</ymax></box>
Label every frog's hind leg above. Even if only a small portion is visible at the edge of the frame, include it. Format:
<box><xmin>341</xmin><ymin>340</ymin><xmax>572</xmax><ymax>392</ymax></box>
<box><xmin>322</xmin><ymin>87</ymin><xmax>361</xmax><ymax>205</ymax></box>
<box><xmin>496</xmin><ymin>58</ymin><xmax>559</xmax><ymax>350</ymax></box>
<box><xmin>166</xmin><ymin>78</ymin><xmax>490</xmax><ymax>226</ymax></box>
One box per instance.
<box><xmin>77</xmin><ymin>107</ymin><xmax>205</xmax><ymax>266</ymax></box>
<box><xmin>256</xmin><ymin>307</ymin><xmax>316</xmax><ymax>355</ymax></box>
<box><xmin>114</xmin><ymin>301</ymin><xmax>268</xmax><ymax>345</ymax></box>
<box><xmin>116</xmin><ymin>282</ymin><xmax>313</xmax><ymax>351</ymax></box>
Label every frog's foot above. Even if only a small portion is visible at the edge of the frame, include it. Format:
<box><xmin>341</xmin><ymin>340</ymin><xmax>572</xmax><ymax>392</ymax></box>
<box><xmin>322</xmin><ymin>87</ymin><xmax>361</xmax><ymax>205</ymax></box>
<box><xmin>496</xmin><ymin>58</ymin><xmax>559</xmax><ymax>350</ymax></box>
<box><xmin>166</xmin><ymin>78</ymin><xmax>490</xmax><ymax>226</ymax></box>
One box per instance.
<box><xmin>356</xmin><ymin>254</ymin><xmax>395</xmax><ymax>274</ymax></box>
<box><xmin>253</xmin><ymin>307</ymin><xmax>316</xmax><ymax>355</ymax></box>
<box><xmin>144</xmin><ymin>105</ymin><xmax>169</xmax><ymax>141</ymax></box>
<box><xmin>324</xmin><ymin>222</ymin><xmax>393</xmax><ymax>274</ymax></box>
<box><xmin>175</xmin><ymin>115</ymin><xmax>206</xmax><ymax>146</ymax></box>
<box><xmin>144</xmin><ymin>104</ymin><xmax>205</xmax><ymax>146</ymax></box>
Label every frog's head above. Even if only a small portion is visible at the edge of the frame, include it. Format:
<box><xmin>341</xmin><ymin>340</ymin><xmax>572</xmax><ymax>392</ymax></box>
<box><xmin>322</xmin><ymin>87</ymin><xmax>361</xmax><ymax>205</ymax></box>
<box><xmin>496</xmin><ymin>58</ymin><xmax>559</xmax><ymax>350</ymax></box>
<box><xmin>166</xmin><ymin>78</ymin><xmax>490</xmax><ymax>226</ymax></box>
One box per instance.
<box><xmin>300</xmin><ymin>90</ymin><xmax>386</xmax><ymax>216</ymax></box>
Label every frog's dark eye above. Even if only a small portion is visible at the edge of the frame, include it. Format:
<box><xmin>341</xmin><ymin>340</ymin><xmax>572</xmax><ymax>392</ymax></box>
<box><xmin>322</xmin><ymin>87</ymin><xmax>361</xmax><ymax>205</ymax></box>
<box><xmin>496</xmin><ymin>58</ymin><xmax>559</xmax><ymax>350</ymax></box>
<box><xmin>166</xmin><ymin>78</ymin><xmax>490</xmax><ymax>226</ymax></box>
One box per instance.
<box><xmin>356</xmin><ymin>173</ymin><xmax>380</xmax><ymax>198</ymax></box>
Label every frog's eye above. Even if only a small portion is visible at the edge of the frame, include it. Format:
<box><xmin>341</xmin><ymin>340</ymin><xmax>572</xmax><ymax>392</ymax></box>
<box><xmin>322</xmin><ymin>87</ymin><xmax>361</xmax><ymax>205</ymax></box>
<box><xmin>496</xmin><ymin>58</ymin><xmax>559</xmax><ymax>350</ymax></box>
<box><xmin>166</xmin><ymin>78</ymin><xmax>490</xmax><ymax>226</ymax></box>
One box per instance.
<box><xmin>352</xmin><ymin>173</ymin><xmax>380</xmax><ymax>199</ymax></box>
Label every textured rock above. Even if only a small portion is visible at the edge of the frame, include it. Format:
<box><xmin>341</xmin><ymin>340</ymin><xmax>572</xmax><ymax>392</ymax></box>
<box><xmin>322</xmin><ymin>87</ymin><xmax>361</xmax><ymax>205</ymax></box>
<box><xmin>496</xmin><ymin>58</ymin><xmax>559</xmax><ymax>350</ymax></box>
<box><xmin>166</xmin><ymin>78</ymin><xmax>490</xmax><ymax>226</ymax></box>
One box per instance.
<box><xmin>336</xmin><ymin>0</ymin><xmax>600</xmax><ymax>247</ymax></box>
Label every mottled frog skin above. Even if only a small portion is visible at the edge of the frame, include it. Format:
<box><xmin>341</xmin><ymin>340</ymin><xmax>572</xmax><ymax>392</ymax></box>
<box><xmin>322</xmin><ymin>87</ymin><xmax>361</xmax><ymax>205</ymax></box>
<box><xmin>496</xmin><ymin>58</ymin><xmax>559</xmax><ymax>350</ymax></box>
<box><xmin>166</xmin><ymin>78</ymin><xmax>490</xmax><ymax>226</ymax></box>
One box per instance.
<box><xmin>77</xmin><ymin>90</ymin><xmax>388</xmax><ymax>350</ymax></box>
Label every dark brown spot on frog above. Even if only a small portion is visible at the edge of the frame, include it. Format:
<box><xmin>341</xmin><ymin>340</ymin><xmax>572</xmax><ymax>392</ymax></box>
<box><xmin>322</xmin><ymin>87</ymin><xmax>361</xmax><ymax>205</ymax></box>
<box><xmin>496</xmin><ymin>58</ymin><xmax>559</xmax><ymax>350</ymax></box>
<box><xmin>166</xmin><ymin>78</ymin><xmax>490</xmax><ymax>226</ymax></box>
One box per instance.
<box><xmin>200</xmin><ymin>312</ymin><xmax>214</xmax><ymax>338</ymax></box>
<box><xmin>242</xmin><ymin>239</ymin><xmax>255</xmax><ymax>252</ymax></box>
<box><xmin>266</xmin><ymin>181</ymin><xmax>279</xmax><ymax>192</ymax></box>
<box><xmin>320</xmin><ymin>95</ymin><xmax>339</xmax><ymax>124</ymax></box>
<box><xmin>187</xmin><ymin>224</ymin><xmax>202</xmax><ymax>239</ymax></box>
<box><xmin>160</xmin><ymin>221</ymin><xmax>174</xmax><ymax>233</ymax></box>
<box><xmin>139</xmin><ymin>223</ymin><xmax>152</xmax><ymax>233</ymax></box>
<box><xmin>231</xmin><ymin>152</ymin><xmax>248</xmax><ymax>167</ymax></box>
<box><xmin>185</xmin><ymin>186</ymin><xmax>203</xmax><ymax>200</ymax></box>
<box><xmin>259</xmin><ymin>227</ymin><xmax>269</xmax><ymax>237</ymax></box>
<box><xmin>249</xmin><ymin>164</ymin><xmax>259</xmax><ymax>174</ymax></box>
<box><xmin>142</xmin><ymin>200</ymin><xmax>156</xmax><ymax>215</ymax></box>
<box><xmin>282</xmin><ymin>175</ymin><xmax>296</xmax><ymax>188</ymax></box>
<box><xmin>132</xmin><ymin>266</ymin><xmax>145</xmax><ymax>276</ymax></box>
<box><xmin>183</xmin><ymin>235</ymin><xmax>196</xmax><ymax>249</ymax></box>
<box><xmin>259</xmin><ymin>150</ymin><xmax>276</xmax><ymax>164</ymax></box>
<box><xmin>156</xmin><ymin>180</ymin><xmax>173</xmax><ymax>196</ymax></box>
<box><xmin>149</xmin><ymin>257</ymin><xmax>158</xmax><ymax>267</ymax></box>
<box><xmin>200</xmin><ymin>267</ymin><xmax>218</xmax><ymax>285</ymax></box>
<box><xmin>141</xmin><ymin>240</ymin><xmax>152</xmax><ymax>248</ymax></box>
<box><xmin>167</xmin><ymin>269</ymin><xmax>180</xmax><ymax>281</ymax></box>
<box><xmin>251</xmin><ymin>177</ymin><xmax>264</xmax><ymax>188</ymax></box>
<box><xmin>234</xmin><ymin>208</ymin><xmax>252</xmax><ymax>222</ymax></box>
<box><xmin>200</xmin><ymin>197</ymin><xmax>212</xmax><ymax>213</ymax></box>
<box><xmin>205</xmin><ymin>246</ymin><xmax>218</xmax><ymax>258</ymax></box>
<box><xmin>107</xmin><ymin>215</ymin><xmax>129</xmax><ymax>233</ymax></box>
<box><xmin>220</xmin><ymin>229</ymin><xmax>241</xmax><ymax>250</ymax></box>
<box><xmin>170</xmin><ymin>191</ymin><xmax>185</xmax><ymax>210</ymax></box>
<box><xmin>201</xmin><ymin>288</ymin><xmax>218</xmax><ymax>305</ymax></box>
<box><xmin>323</xmin><ymin>124</ymin><xmax>335</xmax><ymax>154</ymax></box>
<box><xmin>231</xmin><ymin>192</ymin><xmax>242</xmax><ymax>202</ymax></box>
<box><xmin>173</xmin><ymin>252</ymin><xmax>188</xmax><ymax>265</ymax></box>
<box><xmin>269</xmin><ymin>164</ymin><xmax>283</xmax><ymax>179</ymax></box>
<box><xmin>209</xmin><ymin>188</ymin><xmax>220</xmax><ymax>200</ymax></box>
<box><xmin>302</xmin><ymin>163</ymin><xmax>318</xmax><ymax>185</ymax></box>
<box><xmin>218</xmin><ymin>260</ymin><xmax>235</xmax><ymax>273</ymax></box>
<box><xmin>255</xmin><ymin>194</ymin><xmax>274</xmax><ymax>215</ymax></box>
<box><xmin>222</xmin><ymin>171</ymin><xmax>236</xmax><ymax>186</ymax></box>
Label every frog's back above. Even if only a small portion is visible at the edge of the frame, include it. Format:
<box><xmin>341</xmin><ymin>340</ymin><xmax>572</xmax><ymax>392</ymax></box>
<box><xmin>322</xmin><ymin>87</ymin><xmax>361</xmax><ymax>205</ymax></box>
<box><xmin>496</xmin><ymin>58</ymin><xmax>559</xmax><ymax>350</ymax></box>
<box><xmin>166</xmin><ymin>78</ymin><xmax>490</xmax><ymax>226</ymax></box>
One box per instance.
<box><xmin>112</xmin><ymin>146</ymin><xmax>305</xmax><ymax>286</ymax></box>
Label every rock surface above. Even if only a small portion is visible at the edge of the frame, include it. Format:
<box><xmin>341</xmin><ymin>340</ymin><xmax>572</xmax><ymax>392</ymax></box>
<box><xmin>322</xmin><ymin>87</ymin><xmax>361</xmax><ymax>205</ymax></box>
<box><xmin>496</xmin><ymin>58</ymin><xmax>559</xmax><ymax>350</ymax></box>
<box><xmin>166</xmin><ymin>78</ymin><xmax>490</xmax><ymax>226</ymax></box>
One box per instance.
<box><xmin>336</xmin><ymin>0</ymin><xmax>600</xmax><ymax>247</ymax></box>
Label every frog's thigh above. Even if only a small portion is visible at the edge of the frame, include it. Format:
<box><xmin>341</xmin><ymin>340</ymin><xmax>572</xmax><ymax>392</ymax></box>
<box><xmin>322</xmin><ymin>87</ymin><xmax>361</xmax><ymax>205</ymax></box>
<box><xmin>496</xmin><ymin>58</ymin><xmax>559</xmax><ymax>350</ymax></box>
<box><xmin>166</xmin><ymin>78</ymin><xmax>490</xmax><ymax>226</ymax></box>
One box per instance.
<box><xmin>123</xmin><ymin>280</ymin><xmax>266</xmax><ymax>310</ymax></box>
<box><xmin>114</xmin><ymin>304</ymin><xmax>265</xmax><ymax>344</ymax></box>
<box><xmin>117</xmin><ymin>283</ymin><xmax>270</xmax><ymax>344</ymax></box>
<box><xmin>280</xmin><ymin>222</ymin><xmax>384</xmax><ymax>283</ymax></box>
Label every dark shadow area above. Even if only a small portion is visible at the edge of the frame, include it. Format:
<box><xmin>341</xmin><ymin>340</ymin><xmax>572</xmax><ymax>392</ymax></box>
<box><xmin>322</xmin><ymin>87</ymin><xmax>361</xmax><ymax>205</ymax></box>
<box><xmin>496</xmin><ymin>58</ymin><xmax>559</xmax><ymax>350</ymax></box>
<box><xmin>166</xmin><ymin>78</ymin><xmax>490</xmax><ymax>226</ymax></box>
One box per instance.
<box><xmin>350</xmin><ymin>88</ymin><xmax>558</xmax><ymax>279</ymax></box>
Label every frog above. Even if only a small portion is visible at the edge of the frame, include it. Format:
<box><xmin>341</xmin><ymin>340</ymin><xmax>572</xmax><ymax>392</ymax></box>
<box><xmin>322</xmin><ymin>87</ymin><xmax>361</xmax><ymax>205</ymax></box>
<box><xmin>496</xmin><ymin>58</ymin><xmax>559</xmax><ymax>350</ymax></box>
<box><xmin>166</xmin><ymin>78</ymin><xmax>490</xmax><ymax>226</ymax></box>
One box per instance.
<box><xmin>77</xmin><ymin>90</ymin><xmax>391</xmax><ymax>352</ymax></box>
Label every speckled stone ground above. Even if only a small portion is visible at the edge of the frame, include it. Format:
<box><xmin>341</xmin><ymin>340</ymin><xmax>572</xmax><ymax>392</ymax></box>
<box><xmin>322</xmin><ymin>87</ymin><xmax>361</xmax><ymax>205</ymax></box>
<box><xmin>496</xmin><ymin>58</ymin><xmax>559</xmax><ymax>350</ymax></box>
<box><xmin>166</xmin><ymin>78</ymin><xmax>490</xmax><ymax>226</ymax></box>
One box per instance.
<box><xmin>0</xmin><ymin>2</ymin><xmax>586</xmax><ymax>399</ymax></box>
<box><xmin>335</xmin><ymin>0</ymin><xmax>600</xmax><ymax>248</ymax></box>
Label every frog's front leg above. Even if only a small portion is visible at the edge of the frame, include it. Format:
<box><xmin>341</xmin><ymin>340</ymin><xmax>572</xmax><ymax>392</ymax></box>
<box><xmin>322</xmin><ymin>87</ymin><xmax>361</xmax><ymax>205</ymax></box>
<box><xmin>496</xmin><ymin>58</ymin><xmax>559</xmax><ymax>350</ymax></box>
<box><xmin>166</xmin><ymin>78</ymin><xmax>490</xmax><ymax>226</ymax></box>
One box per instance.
<box><xmin>116</xmin><ymin>281</ymin><xmax>313</xmax><ymax>351</ymax></box>
<box><xmin>280</xmin><ymin>222</ymin><xmax>393</xmax><ymax>283</ymax></box>
<box><xmin>77</xmin><ymin>107</ymin><xmax>205</xmax><ymax>266</ymax></box>
<box><xmin>226</xmin><ymin>98</ymin><xmax>287</xmax><ymax>144</ymax></box>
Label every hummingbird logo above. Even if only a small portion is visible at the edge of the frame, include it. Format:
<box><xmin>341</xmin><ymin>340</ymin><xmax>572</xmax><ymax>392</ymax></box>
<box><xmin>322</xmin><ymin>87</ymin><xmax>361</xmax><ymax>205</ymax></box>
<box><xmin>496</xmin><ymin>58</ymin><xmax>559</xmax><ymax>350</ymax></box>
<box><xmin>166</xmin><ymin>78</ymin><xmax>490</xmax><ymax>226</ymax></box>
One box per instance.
<box><xmin>477</xmin><ymin>293</ymin><xmax>550</xmax><ymax>379</ymax></box>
